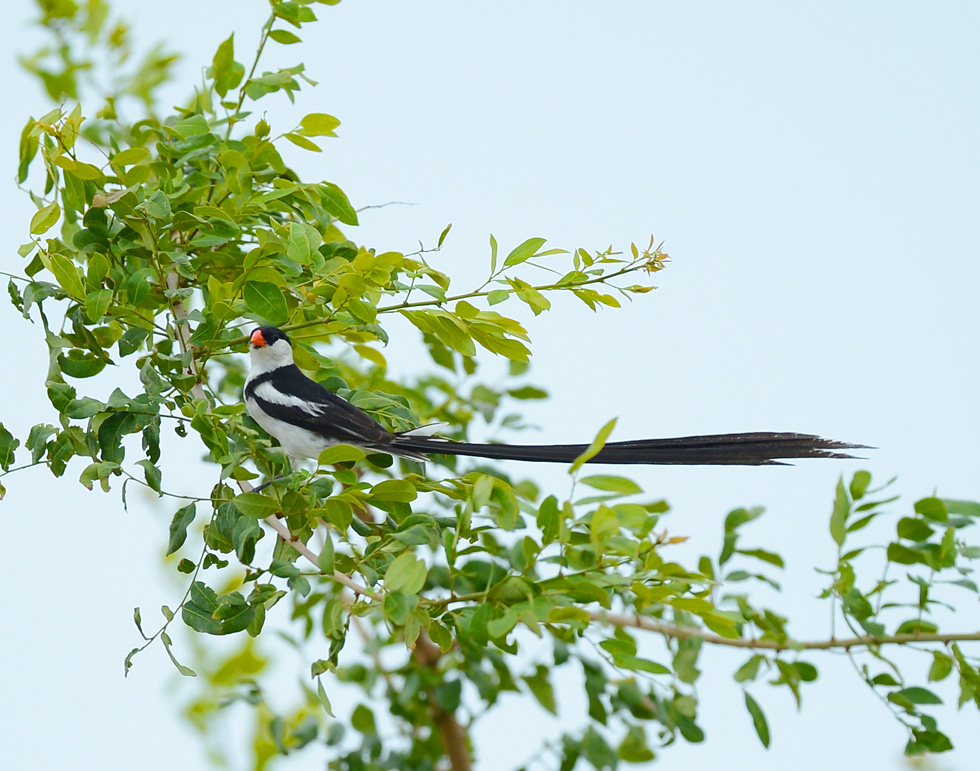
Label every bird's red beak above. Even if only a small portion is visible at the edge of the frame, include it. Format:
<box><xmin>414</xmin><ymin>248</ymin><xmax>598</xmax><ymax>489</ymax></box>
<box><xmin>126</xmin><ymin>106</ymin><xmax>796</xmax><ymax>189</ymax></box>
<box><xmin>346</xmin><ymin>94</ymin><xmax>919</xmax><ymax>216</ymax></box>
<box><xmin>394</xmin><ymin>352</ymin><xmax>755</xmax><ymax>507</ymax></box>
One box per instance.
<box><xmin>250</xmin><ymin>329</ymin><xmax>267</xmax><ymax>348</ymax></box>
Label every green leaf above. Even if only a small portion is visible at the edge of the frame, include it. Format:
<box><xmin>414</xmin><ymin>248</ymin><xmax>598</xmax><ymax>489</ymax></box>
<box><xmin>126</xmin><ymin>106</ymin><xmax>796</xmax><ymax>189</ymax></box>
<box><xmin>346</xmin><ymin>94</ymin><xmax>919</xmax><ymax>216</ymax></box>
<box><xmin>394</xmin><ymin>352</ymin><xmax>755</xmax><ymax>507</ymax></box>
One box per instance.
<box><xmin>523</xmin><ymin>665</ymin><xmax>557</xmax><ymax>715</ymax></box>
<box><xmin>212</xmin><ymin>593</ymin><xmax>255</xmax><ymax>633</ymax></box>
<box><xmin>270</xmin><ymin>29</ymin><xmax>302</xmax><ymax>45</ymax></box>
<box><xmin>79</xmin><ymin>461</ymin><xmax>120</xmax><ymax>491</ymax></box>
<box><xmin>618</xmin><ymin>725</ymin><xmax>655</xmax><ymax>763</ymax></box>
<box><xmin>721</xmin><ymin>506</ymin><xmax>765</xmax><ymax>567</ymax></box>
<box><xmin>30</xmin><ymin>201</ymin><xmax>60</xmax><ymax>234</ymax></box>
<box><xmin>144</xmin><ymin>190</ymin><xmax>171</xmax><ymax>220</ymax></box>
<box><xmin>84</xmin><ymin>288</ymin><xmax>113</xmax><ymax>322</ymax></box>
<box><xmin>914</xmin><ymin>497</ymin><xmax>948</xmax><ymax>522</ymax></box>
<box><xmin>96</xmin><ymin>412</ymin><xmax>137</xmax><ymax>463</ymax></box>
<box><xmin>161</xmin><ymin>632</ymin><xmax>196</xmax><ymax>677</ymax></box>
<box><xmin>437</xmin><ymin>223</ymin><xmax>452</xmax><ymax>247</ymax></box>
<box><xmin>579</xmin><ymin>474</ymin><xmax>642</xmax><ymax>495</ymax></box>
<box><xmin>46</xmin><ymin>253</ymin><xmax>85</xmax><ymax>298</ymax></box>
<box><xmin>112</xmin><ymin>147</ymin><xmax>149</xmax><ymax>166</ymax></box>
<box><xmin>503</xmin><ymin>237</ymin><xmax>546</xmax><ymax>268</ymax></box>
<box><xmin>842</xmin><ymin>588</ymin><xmax>874</xmax><ymax>620</ymax></box>
<box><xmin>943</xmin><ymin>499</ymin><xmax>980</xmax><ymax>518</ymax></box>
<box><xmin>284</xmin><ymin>132</ymin><xmax>321</xmax><ymax>152</ymax></box>
<box><xmin>734</xmin><ymin>654</ymin><xmax>764</xmax><ymax>683</ymax></box>
<box><xmin>319</xmin><ymin>182</ymin><xmax>358</xmax><ymax>225</ymax></box>
<box><xmin>317</xmin><ymin>535</ymin><xmax>335</xmax><ymax>574</ymax></box>
<box><xmin>581</xmin><ymin>727</ymin><xmax>617</xmax><ymax>769</ymax></box>
<box><xmin>370</xmin><ymin>478</ymin><xmax>417</xmax><ymax>502</ymax></box>
<box><xmin>895</xmin><ymin>619</ymin><xmax>938</xmax><ymax>634</ymax></box>
<box><xmin>537</xmin><ymin>495</ymin><xmax>560</xmax><ymax>545</ymax></box>
<box><xmin>181</xmin><ymin>582</ymin><xmax>223</xmax><ymax>635</ymax></box>
<box><xmin>508</xmin><ymin>385</ymin><xmax>547</xmax><ymax>400</ymax></box>
<box><xmin>18</xmin><ymin>117</ymin><xmax>39</xmax><ymax>184</ymax></box>
<box><xmin>233</xmin><ymin>516</ymin><xmax>262</xmax><ymax>564</ymax></box>
<box><xmin>906</xmin><ymin>729</ymin><xmax>953</xmax><ymax>755</ymax></box>
<box><xmin>871</xmin><ymin>673</ymin><xmax>900</xmax><ymax>686</ymax></box>
<box><xmin>285</xmin><ymin>221</ymin><xmax>322</xmax><ymax>264</ymax></box>
<box><xmin>433</xmin><ymin>679</ymin><xmax>462</xmax><ymax>713</ymax></box>
<box><xmin>736</xmin><ymin>548</ymin><xmax>785</xmax><ymax>568</ymax></box>
<box><xmin>118</xmin><ymin>327</ymin><xmax>149</xmax><ymax>357</ymax></box>
<box><xmin>383</xmin><ymin>592</ymin><xmax>410</xmax><ymax>625</ymax></box>
<box><xmin>830</xmin><ymin>476</ymin><xmax>849</xmax><ymax>547</ymax></box>
<box><xmin>0</xmin><ymin>424</ymin><xmax>19</xmax><ymax>471</ymax></box>
<box><xmin>59</xmin><ymin>349</ymin><xmax>107</xmax><ymax>378</ymax></box>
<box><xmin>929</xmin><ymin>653</ymin><xmax>954</xmax><ymax>682</ymax></box>
<box><xmin>570</xmin><ymin>418</ymin><xmax>616</xmax><ymax>475</ymax></box>
<box><xmin>212</xmin><ymin>34</ymin><xmax>245</xmax><ymax>97</ymax></box>
<box><xmin>849</xmin><ymin>470</ymin><xmax>872</xmax><ymax>499</ymax></box>
<box><xmin>243</xmin><ymin>281</ymin><xmax>288</xmax><ymax>324</ymax></box>
<box><xmin>317</xmin><ymin>444</ymin><xmax>366</xmax><ymax>465</ymax></box>
<box><xmin>611</xmin><ymin>654</ymin><xmax>670</xmax><ymax>674</ymax></box>
<box><xmin>234</xmin><ymin>492</ymin><xmax>280</xmax><ymax>518</ymax></box>
<box><xmin>167</xmin><ymin>503</ymin><xmax>197</xmax><ymax>555</ymax></box>
<box><xmin>744</xmin><ymin>691</ymin><xmax>771</xmax><ymax>748</ymax></box>
<box><xmin>897</xmin><ymin>517</ymin><xmax>934</xmax><ymax>542</ymax></box>
<box><xmin>887</xmin><ymin>543</ymin><xmax>927</xmax><ymax>566</ymax></box>
<box><xmin>892</xmin><ymin>686</ymin><xmax>943</xmax><ymax>706</ymax></box>
<box><xmin>24</xmin><ymin>424</ymin><xmax>54</xmax><ymax>466</ymax></box>
<box><xmin>384</xmin><ymin>552</ymin><xmax>427</xmax><ymax>595</ymax></box>
<box><xmin>513</xmin><ymin>282</ymin><xmax>551</xmax><ymax>315</ymax></box>
<box><xmin>316</xmin><ymin>678</ymin><xmax>335</xmax><ymax>717</ymax></box>
<box><xmin>298</xmin><ymin>112</ymin><xmax>340</xmax><ymax>137</ymax></box>
<box><xmin>136</xmin><ymin>459</ymin><xmax>162</xmax><ymax>492</ymax></box>
<box><xmin>351</xmin><ymin>704</ymin><xmax>377</xmax><ymax>736</ymax></box>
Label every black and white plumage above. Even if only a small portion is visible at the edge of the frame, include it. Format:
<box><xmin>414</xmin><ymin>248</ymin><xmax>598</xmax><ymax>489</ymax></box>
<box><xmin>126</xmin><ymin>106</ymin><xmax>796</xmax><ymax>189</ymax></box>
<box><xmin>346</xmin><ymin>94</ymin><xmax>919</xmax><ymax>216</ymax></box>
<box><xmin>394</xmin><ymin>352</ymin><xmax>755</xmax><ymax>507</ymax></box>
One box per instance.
<box><xmin>244</xmin><ymin>326</ymin><xmax>865</xmax><ymax>467</ymax></box>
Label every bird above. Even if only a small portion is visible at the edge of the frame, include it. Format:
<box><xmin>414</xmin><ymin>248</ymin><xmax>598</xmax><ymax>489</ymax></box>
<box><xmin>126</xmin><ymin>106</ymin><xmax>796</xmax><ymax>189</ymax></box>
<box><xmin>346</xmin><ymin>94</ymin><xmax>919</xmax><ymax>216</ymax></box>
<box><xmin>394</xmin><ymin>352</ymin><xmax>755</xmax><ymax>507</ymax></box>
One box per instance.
<box><xmin>244</xmin><ymin>326</ymin><xmax>865</xmax><ymax>469</ymax></box>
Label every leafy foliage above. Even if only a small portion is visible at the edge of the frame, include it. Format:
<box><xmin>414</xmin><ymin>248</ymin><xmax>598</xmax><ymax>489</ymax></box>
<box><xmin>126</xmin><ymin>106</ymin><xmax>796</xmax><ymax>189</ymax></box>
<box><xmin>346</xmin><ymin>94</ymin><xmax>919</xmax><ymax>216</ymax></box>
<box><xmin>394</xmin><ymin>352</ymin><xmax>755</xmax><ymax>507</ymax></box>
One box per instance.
<box><xmin>5</xmin><ymin>2</ymin><xmax>979</xmax><ymax>769</ymax></box>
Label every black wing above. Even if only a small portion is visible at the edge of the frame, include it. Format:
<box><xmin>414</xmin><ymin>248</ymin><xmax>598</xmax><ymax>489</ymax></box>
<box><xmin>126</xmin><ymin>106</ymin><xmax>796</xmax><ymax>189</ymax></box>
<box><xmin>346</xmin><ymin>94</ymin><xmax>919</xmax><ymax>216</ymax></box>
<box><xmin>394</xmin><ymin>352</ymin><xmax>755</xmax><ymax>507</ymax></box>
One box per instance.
<box><xmin>246</xmin><ymin>366</ymin><xmax>393</xmax><ymax>445</ymax></box>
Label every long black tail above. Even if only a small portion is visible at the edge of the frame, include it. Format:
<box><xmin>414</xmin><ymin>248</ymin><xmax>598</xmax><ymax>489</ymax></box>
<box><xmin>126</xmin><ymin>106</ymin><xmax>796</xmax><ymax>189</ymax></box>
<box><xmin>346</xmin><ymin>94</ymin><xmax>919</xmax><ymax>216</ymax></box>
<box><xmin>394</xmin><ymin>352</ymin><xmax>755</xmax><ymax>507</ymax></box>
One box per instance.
<box><xmin>387</xmin><ymin>432</ymin><xmax>867</xmax><ymax>466</ymax></box>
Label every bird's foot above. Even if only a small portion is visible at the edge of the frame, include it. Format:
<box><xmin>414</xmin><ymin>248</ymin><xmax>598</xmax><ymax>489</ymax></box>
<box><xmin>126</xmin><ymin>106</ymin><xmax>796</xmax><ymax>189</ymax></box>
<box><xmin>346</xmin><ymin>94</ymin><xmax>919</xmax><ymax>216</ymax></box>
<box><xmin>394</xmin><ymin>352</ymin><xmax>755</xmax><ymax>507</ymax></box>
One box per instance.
<box><xmin>250</xmin><ymin>475</ymin><xmax>283</xmax><ymax>493</ymax></box>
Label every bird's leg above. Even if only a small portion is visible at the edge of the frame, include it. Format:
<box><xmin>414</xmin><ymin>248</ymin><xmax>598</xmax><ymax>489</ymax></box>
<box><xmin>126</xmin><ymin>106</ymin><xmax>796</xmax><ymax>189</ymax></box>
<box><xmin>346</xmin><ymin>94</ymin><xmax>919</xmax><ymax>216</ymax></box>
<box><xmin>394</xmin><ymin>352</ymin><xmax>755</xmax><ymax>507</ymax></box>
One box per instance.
<box><xmin>250</xmin><ymin>476</ymin><xmax>281</xmax><ymax>493</ymax></box>
<box><xmin>252</xmin><ymin>455</ymin><xmax>299</xmax><ymax>493</ymax></box>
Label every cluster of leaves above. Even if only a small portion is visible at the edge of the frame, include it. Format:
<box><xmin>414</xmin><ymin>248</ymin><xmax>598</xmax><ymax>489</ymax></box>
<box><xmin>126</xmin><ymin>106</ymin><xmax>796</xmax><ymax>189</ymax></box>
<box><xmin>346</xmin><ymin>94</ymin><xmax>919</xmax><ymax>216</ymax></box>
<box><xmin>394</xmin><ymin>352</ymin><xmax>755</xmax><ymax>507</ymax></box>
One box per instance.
<box><xmin>5</xmin><ymin>2</ymin><xmax>979</xmax><ymax>770</ymax></box>
<box><xmin>821</xmin><ymin>475</ymin><xmax>980</xmax><ymax>754</ymax></box>
<box><xmin>5</xmin><ymin>0</ymin><xmax>665</xmax><ymax>503</ymax></box>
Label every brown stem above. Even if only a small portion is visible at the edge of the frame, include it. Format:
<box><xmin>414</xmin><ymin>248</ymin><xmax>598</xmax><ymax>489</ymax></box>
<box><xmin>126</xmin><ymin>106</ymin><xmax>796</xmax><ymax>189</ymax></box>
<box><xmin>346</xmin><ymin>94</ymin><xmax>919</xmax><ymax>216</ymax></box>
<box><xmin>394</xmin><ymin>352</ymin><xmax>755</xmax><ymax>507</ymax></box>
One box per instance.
<box><xmin>592</xmin><ymin>611</ymin><xmax>980</xmax><ymax>651</ymax></box>
<box><xmin>413</xmin><ymin>632</ymin><xmax>472</xmax><ymax>771</ymax></box>
<box><xmin>167</xmin><ymin>273</ymin><xmax>206</xmax><ymax>401</ymax></box>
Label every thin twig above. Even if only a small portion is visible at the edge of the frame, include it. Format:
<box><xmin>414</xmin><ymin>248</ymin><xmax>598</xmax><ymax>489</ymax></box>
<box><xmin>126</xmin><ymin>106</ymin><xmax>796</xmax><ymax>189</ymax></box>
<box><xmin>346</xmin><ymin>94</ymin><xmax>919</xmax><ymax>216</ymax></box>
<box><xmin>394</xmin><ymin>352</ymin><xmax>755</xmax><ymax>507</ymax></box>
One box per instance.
<box><xmin>356</xmin><ymin>201</ymin><xmax>418</xmax><ymax>213</ymax></box>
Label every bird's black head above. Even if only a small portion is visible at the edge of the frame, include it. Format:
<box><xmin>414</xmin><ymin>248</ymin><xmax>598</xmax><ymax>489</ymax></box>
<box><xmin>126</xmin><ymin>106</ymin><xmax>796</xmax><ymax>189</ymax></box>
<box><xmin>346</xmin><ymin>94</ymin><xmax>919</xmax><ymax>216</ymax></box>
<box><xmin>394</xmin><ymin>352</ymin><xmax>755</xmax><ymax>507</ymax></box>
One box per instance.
<box><xmin>250</xmin><ymin>326</ymin><xmax>291</xmax><ymax>349</ymax></box>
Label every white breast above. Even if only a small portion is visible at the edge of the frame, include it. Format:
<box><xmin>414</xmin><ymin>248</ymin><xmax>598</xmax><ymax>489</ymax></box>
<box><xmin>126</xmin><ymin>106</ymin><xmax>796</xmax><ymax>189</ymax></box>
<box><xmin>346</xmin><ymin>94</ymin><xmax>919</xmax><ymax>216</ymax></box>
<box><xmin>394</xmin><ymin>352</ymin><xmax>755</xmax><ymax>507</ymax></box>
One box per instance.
<box><xmin>245</xmin><ymin>394</ymin><xmax>336</xmax><ymax>460</ymax></box>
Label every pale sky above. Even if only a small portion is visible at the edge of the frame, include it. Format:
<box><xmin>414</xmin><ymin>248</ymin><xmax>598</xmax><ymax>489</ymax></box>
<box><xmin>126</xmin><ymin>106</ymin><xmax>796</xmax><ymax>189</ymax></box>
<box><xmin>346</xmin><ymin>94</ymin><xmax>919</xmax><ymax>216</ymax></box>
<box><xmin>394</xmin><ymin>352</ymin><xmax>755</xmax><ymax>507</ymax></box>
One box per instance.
<box><xmin>3</xmin><ymin>2</ymin><xmax>979</xmax><ymax>770</ymax></box>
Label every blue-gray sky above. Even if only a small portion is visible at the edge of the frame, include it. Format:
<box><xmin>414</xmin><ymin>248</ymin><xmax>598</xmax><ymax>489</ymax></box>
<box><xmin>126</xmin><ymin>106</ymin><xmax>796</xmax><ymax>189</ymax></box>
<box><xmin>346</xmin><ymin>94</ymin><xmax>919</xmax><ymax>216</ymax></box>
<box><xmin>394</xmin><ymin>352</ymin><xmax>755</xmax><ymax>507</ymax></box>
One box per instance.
<box><xmin>3</xmin><ymin>2</ymin><xmax>979</xmax><ymax>769</ymax></box>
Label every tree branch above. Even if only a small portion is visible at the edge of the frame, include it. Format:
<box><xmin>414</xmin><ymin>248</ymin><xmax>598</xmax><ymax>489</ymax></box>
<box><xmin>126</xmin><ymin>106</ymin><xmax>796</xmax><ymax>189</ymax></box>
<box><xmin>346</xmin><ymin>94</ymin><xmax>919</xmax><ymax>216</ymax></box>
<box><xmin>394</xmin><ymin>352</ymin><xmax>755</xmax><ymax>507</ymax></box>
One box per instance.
<box><xmin>260</xmin><ymin>512</ymin><xmax>381</xmax><ymax>602</ymax></box>
<box><xmin>167</xmin><ymin>273</ymin><xmax>207</xmax><ymax>401</ymax></box>
<box><xmin>413</xmin><ymin>632</ymin><xmax>472</xmax><ymax>771</ymax></box>
<box><xmin>592</xmin><ymin>611</ymin><xmax>980</xmax><ymax>651</ymax></box>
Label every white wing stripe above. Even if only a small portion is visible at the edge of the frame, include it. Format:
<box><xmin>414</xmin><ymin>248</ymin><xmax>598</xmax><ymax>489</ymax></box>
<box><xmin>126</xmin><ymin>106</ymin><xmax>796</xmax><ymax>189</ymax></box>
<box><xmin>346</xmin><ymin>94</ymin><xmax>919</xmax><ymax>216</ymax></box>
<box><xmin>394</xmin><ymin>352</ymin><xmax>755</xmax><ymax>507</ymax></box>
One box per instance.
<box><xmin>400</xmin><ymin>422</ymin><xmax>449</xmax><ymax>437</ymax></box>
<box><xmin>252</xmin><ymin>381</ymin><xmax>327</xmax><ymax>415</ymax></box>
